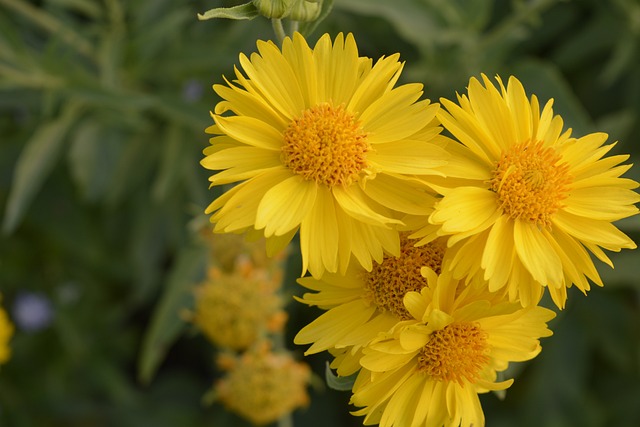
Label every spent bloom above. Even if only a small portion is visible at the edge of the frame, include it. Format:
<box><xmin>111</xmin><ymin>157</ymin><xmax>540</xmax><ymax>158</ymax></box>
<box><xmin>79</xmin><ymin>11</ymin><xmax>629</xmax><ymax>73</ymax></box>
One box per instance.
<box><xmin>215</xmin><ymin>343</ymin><xmax>311</xmax><ymax>425</ymax></box>
<box><xmin>422</xmin><ymin>74</ymin><xmax>639</xmax><ymax>308</ymax></box>
<box><xmin>350</xmin><ymin>268</ymin><xmax>555</xmax><ymax>427</ymax></box>
<box><xmin>187</xmin><ymin>264</ymin><xmax>286</xmax><ymax>350</ymax></box>
<box><xmin>202</xmin><ymin>32</ymin><xmax>449</xmax><ymax>279</ymax></box>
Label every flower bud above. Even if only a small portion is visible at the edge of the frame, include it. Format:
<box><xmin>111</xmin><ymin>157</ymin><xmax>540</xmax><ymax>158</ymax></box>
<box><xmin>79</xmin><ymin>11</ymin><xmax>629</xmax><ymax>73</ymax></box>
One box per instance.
<box><xmin>252</xmin><ymin>0</ymin><xmax>294</xmax><ymax>19</ymax></box>
<box><xmin>288</xmin><ymin>0</ymin><xmax>321</xmax><ymax>21</ymax></box>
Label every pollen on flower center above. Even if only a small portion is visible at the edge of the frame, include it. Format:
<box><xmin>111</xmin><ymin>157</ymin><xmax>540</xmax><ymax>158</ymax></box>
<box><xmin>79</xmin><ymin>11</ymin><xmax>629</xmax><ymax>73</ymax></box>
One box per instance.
<box><xmin>281</xmin><ymin>103</ymin><xmax>370</xmax><ymax>187</ymax></box>
<box><xmin>490</xmin><ymin>141</ymin><xmax>571</xmax><ymax>227</ymax></box>
<box><xmin>417</xmin><ymin>322</ymin><xmax>489</xmax><ymax>384</ymax></box>
<box><xmin>364</xmin><ymin>236</ymin><xmax>446</xmax><ymax>320</ymax></box>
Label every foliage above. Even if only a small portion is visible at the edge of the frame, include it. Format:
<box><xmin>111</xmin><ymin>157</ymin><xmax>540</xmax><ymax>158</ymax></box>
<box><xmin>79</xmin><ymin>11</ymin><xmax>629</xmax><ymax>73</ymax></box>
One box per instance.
<box><xmin>0</xmin><ymin>0</ymin><xmax>639</xmax><ymax>426</ymax></box>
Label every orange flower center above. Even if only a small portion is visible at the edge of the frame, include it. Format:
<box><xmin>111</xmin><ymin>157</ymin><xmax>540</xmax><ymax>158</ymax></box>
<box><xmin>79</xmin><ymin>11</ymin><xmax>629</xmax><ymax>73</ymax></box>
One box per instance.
<box><xmin>490</xmin><ymin>141</ymin><xmax>571</xmax><ymax>227</ymax></box>
<box><xmin>281</xmin><ymin>103</ymin><xmax>370</xmax><ymax>187</ymax></box>
<box><xmin>417</xmin><ymin>322</ymin><xmax>489</xmax><ymax>384</ymax></box>
<box><xmin>364</xmin><ymin>236</ymin><xmax>446</xmax><ymax>320</ymax></box>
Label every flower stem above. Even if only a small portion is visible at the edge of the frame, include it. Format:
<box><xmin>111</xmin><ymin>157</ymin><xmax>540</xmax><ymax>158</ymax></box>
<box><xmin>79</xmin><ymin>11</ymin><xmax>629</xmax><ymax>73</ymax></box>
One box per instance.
<box><xmin>272</xmin><ymin>18</ymin><xmax>287</xmax><ymax>43</ymax></box>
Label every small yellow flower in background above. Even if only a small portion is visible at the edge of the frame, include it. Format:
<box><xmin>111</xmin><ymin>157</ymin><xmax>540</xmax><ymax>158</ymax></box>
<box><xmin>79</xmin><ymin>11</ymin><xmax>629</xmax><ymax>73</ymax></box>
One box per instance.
<box><xmin>202</xmin><ymin>32</ymin><xmax>450</xmax><ymax>279</ymax></box>
<box><xmin>198</xmin><ymin>227</ymin><xmax>284</xmax><ymax>272</ymax></box>
<box><xmin>294</xmin><ymin>234</ymin><xmax>447</xmax><ymax>375</ymax></box>
<box><xmin>0</xmin><ymin>297</ymin><xmax>13</xmax><ymax>365</ymax></box>
<box><xmin>187</xmin><ymin>265</ymin><xmax>287</xmax><ymax>350</ymax></box>
<box><xmin>350</xmin><ymin>268</ymin><xmax>555</xmax><ymax>427</ymax></box>
<box><xmin>424</xmin><ymin>74</ymin><xmax>639</xmax><ymax>308</ymax></box>
<box><xmin>215</xmin><ymin>343</ymin><xmax>311</xmax><ymax>425</ymax></box>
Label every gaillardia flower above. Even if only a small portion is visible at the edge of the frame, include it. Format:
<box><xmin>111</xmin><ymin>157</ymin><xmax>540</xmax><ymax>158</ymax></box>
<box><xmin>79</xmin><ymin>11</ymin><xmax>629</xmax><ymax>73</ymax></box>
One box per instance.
<box><xmin>202</xmin><ymin>32</ymin><xmax>449</xmax><ymax>278</ymax></box>
<box><xmin>427</xmin><ymin>74</ymin><xmax>639</xmax><ymax>308</ymax></box>
<box><xmin>187</xmin><ymin>265</ymin><xmax>286</xmax><ymax>350</ymax></box>
<box><xmin>294</xmin><ymin>235</ymin><xmax>447</xmax><ymax>375</ymax></box>
<box><xmin>0</xmin><ymin>296</ymin><xmax>13</xmax><ymax>365</ymax></box>
<box><xmin>215</xmin><ymin>343</ymin><xmax>311</xmax><ymax>425</ymax></box>
<box><xmin>350</xmin><ymin>268</ymin><xmax>555</xmax><ymax>427</ymax></box>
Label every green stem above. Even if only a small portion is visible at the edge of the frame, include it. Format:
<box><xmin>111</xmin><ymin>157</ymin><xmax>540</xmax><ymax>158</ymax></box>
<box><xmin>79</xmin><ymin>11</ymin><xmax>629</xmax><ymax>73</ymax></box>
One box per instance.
<box><xmin>0</xmin><ymin>0</ymin><xmax>96</xmax><ymax>62</ymax></box>
<box><xmin>289</xmin><ymin>20</ymin><xmax>299</xmax><ymax>35</ymax></box>
<box><xmin>272</xmin><ymin>18</ymin><xmax>287</xmax><ymax>43</ymax></box>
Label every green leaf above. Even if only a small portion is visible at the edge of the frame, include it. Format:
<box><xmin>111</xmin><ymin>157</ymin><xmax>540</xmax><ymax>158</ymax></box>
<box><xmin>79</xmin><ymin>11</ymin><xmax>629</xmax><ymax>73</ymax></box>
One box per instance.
<box><xmin>324</xmin><ymin>362</ymin><xmax>357</xmax><ymax>391</ymax></box>
<box><xmin>333</xmin><ymin>0</ymin><xmax>440</xmax><ymax>49</ymax></box>
<box><xmin>137</xmin><ymin>244</ymin><xmax>208</xmax><ymax>384</ymax></box>
<box><xmin>2</xmin><ymin>103</ymin><xmax>82</xmax><ymax>234</ymax></box>
<box><xmin>67</xmin><ymin>118</ymin><xmax>125</xmax><ymax>202</ymax></box>
<box><xmin>152</xmin><ymin>124</ymin><xmax>186</xmax><ymax>202</ymax></box>
<box><xmin>197</xmin><ymin>3</ymin><xmax>259</xmax><ymax>21</ymax></box>
<box><xmin>511</xmin><ymin>59</ymin><xmax>593</xmax><ymax>136</ymax></box>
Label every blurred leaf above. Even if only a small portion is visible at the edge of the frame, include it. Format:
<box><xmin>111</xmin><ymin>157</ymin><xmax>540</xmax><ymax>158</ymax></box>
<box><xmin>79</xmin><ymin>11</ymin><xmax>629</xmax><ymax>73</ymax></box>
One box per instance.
<box><xmin>511</xmin><ymin>59</ymin><xmax>593</xmax><ymax>135</ymax></box>
<box><xmin>47</xmin><ymin>0</ymin><xmax>102</xmax><ymax>19</ymax></box>
<box><xmin>2</xmin><ymin>102</ymin><xmax>82</xmax><ymax>233</ymax></box>
<box><xmin>67</xmin><ymin>118</ymin><xmax>125</xmax><ymax>202</ymax></box>
<box><xmin>334</xmin><ymin>0</ymin><xmax>440</xmax><ymax>49</ymax></box>
<box><xmin>598</xmin><ymin>249</ymin><xmax>640</xmax><ymax>288</ymax></box>
<box><xmin>197</xmin><ymin>3</ymin><xmax>260</xmax><ymax>21</ymax></box>
<box><xmin>152</xmin><ymin>124</ymin><xmax>187</xmax><ymax>202</ymax></box>
<box><xmin>601</xmin><ymin>37</ymin><xmax>637</xmax><ymax>85</ymax></box>
<box><xmin>325</xmin><ymin>363</ymin><xmax>356</xmax><ymax>391</ymax></box>
<box><xmin>138</xmin><ymin>244</ymin><xmax>208</xmax><ymax>384</ymax></box>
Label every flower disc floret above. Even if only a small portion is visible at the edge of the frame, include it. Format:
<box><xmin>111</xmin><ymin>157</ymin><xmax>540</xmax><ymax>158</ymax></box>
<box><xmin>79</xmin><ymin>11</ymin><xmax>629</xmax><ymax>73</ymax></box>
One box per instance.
<box><xmin>490</xmin><ymin>140</ymin><xmax>571</xmax><ymax>227</ymax></box>
<box><xmin>294</xmin><ymin>236</ymin><xmax>446</xmax><ymax>372</ymax></box>
<box><xmin>417</xmin><ymin>322</ymin><xmax>489</xmax><ymax>384</ymax></box>
<box><xmin>282</xmin><ymin>103</ymin><xmax>370</xmax><ymax>187</ymax></box>
<box><xmin>364</xmin><ymin>236</ymin><xmax>445</xmax><ymax>319</ymax></box>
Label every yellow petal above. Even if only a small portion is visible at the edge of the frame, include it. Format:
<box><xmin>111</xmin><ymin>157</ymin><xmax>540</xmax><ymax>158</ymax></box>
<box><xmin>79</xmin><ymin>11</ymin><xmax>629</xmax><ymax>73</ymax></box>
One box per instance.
<box><xmin>430</xmin><ymin>187</ymin><xmax>500</xmax><ymax>234</ymax></box>
<box><xmin>214</xmin><ymin>115</ymin><xmax>282</xmax><ymax>150</ymax></box>
<box><xmin>256</xmin><ymin>175</ymin><xmax>317</xmax><ymax>236</ymax></box>
<box><xmin>513</xmin><ymin>220</ymin><xmax>563</xmax><ymax>286</ymax></box>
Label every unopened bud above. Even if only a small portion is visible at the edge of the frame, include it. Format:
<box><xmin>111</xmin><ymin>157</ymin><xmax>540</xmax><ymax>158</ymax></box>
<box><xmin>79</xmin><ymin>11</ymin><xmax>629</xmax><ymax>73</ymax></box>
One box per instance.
<box><xmin>288</xmin><ymin>0</ymin><xmax>321</xmax><ymax>22</ymax></box>
<box><xmin>252</xmin><ymin>0</ymin><xmax>294</xmax><ymax>19</ymax></box>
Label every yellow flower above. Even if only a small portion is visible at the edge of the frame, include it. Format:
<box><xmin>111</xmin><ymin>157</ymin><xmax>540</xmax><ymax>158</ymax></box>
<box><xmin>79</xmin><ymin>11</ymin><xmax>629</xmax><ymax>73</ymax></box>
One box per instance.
<box><xmin>215</xmin><ymin>344</ymin><xmax>311</xmax><ymax>425</ymax></box>
<box><xmin>0</xmin><ymin>298</ymin><xmax>13</xmax><ymax>365</ymax></box>
<box><xmin>425</xmin><ymin>74</ymin><xmax>639</xmax><ymax>308</ymax></box>
<box><xmin>198</xmin><ymin>227</ymin><xmax>286</xmax><ymax>273</ymax></box>
<box><xmin>294</xmin><ymin>234</ymin><xmax>447</xmax><ymax>375</ymax></box>
<box><xmin>202</xmin><ymin>32</ymin><xmax>449</xmax><ymax>279</ymax></box>
<box><xmin>188</xmin><ymin>265</ymin><xmax>286</xmax><ymax>350</ymax></box>
<box><xmin>350</xmin><ymin>269</ymin><xmax>555</xmax><ymax>427</ymax></box>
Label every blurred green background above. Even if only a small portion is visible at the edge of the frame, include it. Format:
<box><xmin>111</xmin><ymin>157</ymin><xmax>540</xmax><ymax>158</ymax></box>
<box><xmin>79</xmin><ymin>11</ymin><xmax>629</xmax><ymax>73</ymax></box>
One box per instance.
<box><xmin>1</xmin><ymin>0</ymin><xmax>639</xmax><ymax>426</ymax></box>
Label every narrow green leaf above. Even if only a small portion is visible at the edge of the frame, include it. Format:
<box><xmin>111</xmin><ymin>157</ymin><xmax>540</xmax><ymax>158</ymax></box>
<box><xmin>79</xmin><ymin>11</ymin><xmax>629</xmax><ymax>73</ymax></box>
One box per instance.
<box><xmin>197</xmin><ymin>2</ymin><xmax>259</xmax><ymax>21</ymax></box>
<box><xmin>2</xmin><ymin>103</ymin><xmax>81</xmax><ymax>234</ymax></box>
<box><xmin>137</xmin><ymin>244</ymin><xmax>208</xmax><ymax>384</ymax></box>
<box><xmin>325</xmin><ymin>362</ymin><xmax>357</xmax><ymax>391</ymax></box>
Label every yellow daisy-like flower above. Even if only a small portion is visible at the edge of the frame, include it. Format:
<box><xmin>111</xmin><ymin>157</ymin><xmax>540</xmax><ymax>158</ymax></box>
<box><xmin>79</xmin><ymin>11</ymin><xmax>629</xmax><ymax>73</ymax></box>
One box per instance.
<box><xmin>0</xmin><ymin>298</ymin><xmax>13</xmax><ymax>365</ymax></box>
<box><xmin>188</xmin><ymin>265</ymin><xmax>286</xmax><ymax>350</ymax></box>
<box><xmin>215</xmin><ymin>343</ymin><xmax>311</xmax><ymax>425</ymax></box>
<box><xmin>350</xmin><ymin>268</ymin><xmax>555</xmax><ymax>427</ymax></box>
<box><xmin>426</xmin><ymin>74</ymin><xmax>639</xmax><ymax>308</ymax></box>
<box><xmin>294</xmin><ymin>234</ymin><xmax>447</xmax><ymax>375</ymax></box>
<box><xmin>201</xmin><ymin>32</ymin><xmax>449</xmax><ymax>278</ymax></box>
